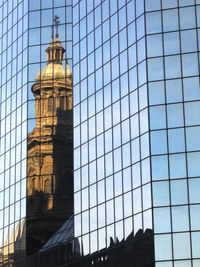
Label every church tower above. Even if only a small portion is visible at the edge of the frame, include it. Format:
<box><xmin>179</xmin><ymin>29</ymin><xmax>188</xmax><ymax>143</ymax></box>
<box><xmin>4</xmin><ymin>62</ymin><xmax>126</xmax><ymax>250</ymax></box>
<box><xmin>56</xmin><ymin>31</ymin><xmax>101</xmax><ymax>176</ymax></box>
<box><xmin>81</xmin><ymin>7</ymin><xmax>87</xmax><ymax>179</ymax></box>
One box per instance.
<box><xmin>26</xmin><ymin>28</ymin><xmax>73</xmax><ymax>255</ymax></box>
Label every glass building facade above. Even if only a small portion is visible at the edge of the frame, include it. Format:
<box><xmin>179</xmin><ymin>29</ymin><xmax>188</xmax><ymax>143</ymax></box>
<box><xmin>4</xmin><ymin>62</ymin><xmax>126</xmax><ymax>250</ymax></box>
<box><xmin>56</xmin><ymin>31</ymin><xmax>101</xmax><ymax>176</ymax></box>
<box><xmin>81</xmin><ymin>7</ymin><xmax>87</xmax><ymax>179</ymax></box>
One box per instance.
<box><xmin>73</xmin><ymin>0</ymin><xmax>200</xmax><ymax>266</ymax></box>
<box><xmin>1</xmin><ymin>0</ymin><xmax>200</xmax><ymax>266</ymax></box>
<box><xmin>0</xmin><ymin>0</ymin><xmax>73</xmax><ymax>265</ymax></box>
<box><xmin>0</xmin><ymin>1</ymin><xmax>28</xmax><ymax>265</ymax></box>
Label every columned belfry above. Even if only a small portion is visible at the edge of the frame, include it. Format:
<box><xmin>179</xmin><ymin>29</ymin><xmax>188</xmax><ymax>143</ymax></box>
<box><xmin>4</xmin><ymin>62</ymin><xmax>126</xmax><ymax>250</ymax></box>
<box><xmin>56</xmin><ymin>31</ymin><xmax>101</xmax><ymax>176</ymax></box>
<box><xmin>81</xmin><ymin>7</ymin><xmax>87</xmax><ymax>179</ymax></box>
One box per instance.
<box><xmin>26</xmin><ymin>18</ymin><xmax>73</xmax><ymax>255</ymax></box>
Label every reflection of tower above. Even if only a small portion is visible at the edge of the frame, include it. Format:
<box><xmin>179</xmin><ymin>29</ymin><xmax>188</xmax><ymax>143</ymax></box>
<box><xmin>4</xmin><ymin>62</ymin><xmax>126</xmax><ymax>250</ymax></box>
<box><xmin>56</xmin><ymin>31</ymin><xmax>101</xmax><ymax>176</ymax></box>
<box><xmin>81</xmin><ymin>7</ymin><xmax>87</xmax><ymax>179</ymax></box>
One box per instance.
<box><xmin>26</xmin><ymin>35</ymin><xmax>73</xmax><ymax>255</ymax></box>
<box><xmin>0</xmin><ymin>221</ymin><xmax>26</xmax><ymax>267</ymax></box>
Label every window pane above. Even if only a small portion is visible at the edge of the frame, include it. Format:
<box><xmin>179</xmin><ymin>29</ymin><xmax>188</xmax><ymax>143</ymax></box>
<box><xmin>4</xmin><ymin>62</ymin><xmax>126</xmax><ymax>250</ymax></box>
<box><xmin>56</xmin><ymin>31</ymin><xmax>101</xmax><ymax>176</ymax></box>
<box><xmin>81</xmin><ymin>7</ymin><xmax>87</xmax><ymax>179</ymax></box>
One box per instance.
<box><xmin>167</xmin><ymin>104</ymin><xmax>184</xmax><ymax>128</ymax></box>
<box><xmin>168</xmin><ymin>128</ymin><xmax>185</xmax><ymax>153</ymax></box>
<box><xmin>155</xmin><ymin>234</ymin><xmax>172</xmax><ymax>260</ymax></box>
<box><xmin>153</xmin><ymin>181</ymin><xmax>170</xmax><ymax>206</ymax></box>
<box><xmin>190</xmin><ymin>205</ymin><xmax>200</xmax><ymax>230</ymax></box>
<box><xmin>150</xmin><ymin>106</ymin><xmax>166</xmax><ymax>130</ymax></box>
<box><xmin>171</xmin><ymin>180</ymin><xmax>188</xmax><ymax>205</ymax></box>
<box><xmin>187</xmin><ymin>152</ymin><xmax>200</xmax><ymax>177</ymax></box>
<box><xmin>173</xmin><ymin>233</ymin><xmax>191</xmax><ymax>259</ymax></box>
<box><xmin>149</xmin><ymin>81</ymin><xmax>165</xmax><ymax>105</ymax></box>
<box><xmin>148</xmin><ymin>58</ymin><xmax>164</xmax><ymax>81</ymax></box>
<box><xmin>146</xmin><ymin>12</ymin><xmax>162</xmax><ymax>34</ymax></box>
<box><xmin>189</xmin><ymin>178</ymin><xmax>200</xmax><ymax>204</ymax></box>
<box><xmin>186</xmin><ymin>126</ymin><xmax>200</xmax><ymax>151</ymax></box>
<box><xmin>183</xmin><ymin>77</ymin><xmax>200</xmax><ymax>101</ymax></box>
<box><xmin>152</xmin><ymin>155</ymin><xmax>168</xmax><ymax>180</ymax></box>
<box><xmin>185</xmin><ymin>102</ymin><xmax>200</xmax><ymax>126</ymax></box>
<box><xmin>169</xmin><ymin>154</ymin><xmax>186</xmax><ymax>179</ymax></box>
<box><xmin>172</xmin><ymin>206</ymin><xmax>189</xmax><ymax>232</ymax></box>
<box><xmin>154</xmin><ymin>207</ymin><xmax>171</xmax><ymax>233</ymax></box>
<box><xmin>181</xmin><ymin>29</ymin><xmax>197</xmax><ymax>53</ymax></box>
<box><xmin>151</xmin><ymin>130</ymin><xmax>167</xmax><ymax>155</ymax></box>
<box><xmin>163</xmin><ymin>9</ymin><xmax>179</xmax><ymax>31</ymax></box>
<box><xmin>191</xmin><ymin>232</ymin><xmax>200</xmax><ymax>258</ymax></box>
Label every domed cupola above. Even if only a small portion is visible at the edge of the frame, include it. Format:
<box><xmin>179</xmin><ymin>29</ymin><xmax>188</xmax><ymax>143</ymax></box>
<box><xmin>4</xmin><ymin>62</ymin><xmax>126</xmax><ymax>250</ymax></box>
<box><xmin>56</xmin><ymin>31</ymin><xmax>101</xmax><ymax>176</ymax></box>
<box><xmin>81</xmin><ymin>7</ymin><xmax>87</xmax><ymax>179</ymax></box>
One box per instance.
<box><xmin>32</xmin><ymin>38</ymin><xmax>72</xmax><ymax>96</ymax></box>
<box><xmin>40</xmin><ymin>38</ymin><xmax>66</xmax><ymax>81</ymax></box>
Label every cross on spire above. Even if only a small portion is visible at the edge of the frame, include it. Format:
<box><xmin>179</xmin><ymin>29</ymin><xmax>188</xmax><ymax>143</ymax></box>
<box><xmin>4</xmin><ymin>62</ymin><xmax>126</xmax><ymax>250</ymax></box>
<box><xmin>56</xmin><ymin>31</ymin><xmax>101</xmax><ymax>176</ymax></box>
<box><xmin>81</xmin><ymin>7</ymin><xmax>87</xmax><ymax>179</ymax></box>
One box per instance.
<box><xmin>51</xmin><ymin>15</ymin><xmax>60</xmax><ymax>39</ymax></box>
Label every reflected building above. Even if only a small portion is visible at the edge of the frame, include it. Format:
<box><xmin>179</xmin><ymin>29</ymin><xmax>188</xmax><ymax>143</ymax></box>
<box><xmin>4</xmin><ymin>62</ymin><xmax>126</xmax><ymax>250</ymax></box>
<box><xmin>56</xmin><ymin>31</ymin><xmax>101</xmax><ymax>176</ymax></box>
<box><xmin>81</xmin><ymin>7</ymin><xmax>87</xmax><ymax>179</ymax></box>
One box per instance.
<box><xmin>0</xmin><ymin>221</ymin><xmax>25</xmax><ymax>266</ymax></box>
<box><xmin>0</xmin><ymin>23</ymin><xmax>74</xmax><ymax>266</ymax></box>
<box><xmin>25</xmin><ymin>227</ymin><xmax>154</xmax><ymax>267</ymax></box>
<box><xmin>1</xmin><ymin>0</ymin><xmax>200</xmax><ymax>267</ymax></box>
<box><xmin>0</xmin><ymin>0</ymin><xmax>73</xmax><ymax>266</ymax></box>
<box><xmin>26</xmin><ymin>35</ymin><xmax>73</xmax><ymax>255</ymax></box>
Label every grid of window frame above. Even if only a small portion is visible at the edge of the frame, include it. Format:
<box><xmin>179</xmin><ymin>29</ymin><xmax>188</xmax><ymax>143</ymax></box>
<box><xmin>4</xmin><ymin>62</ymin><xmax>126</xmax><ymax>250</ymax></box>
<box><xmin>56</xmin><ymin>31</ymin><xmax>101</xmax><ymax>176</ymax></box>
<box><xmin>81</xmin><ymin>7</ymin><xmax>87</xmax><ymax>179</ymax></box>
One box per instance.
<box><xmin>0</xmin><ymin>0</ymin><xmax>28</xmax><ymax>265</ymax></box>
<box><xmin>0</xmin><ymin>0</ymin><xmax>73</xmax><ymax>265</ymax></box>
<box><xmin>73</xmin><ymin>0</ymin><xmax>200</xmax><ymax>264</ymax></box>
<box><xmin>146</xmin><ymin>0</ymin><xmax>200</xmax><ymax>266</ymax></box>
<box><xmin>73</xmin><ymin>0</ymin><xmax>153</xmax><ymax>256</ymax></box>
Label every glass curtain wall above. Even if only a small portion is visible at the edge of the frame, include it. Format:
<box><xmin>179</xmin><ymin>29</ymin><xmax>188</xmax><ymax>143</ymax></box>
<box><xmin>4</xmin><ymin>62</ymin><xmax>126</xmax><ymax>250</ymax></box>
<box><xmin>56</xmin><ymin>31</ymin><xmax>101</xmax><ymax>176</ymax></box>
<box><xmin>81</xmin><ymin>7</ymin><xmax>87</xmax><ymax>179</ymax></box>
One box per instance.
<box><xmin>0</xmin><ymin>0</ymin><xmax>28</xmax><ymax>265</ymax></box>
<box><xmin>73</xmin><ymin>0</ymin><xmax>152</xmax><ymax>256</ymax></box>
<box><xmin>0</xmin><ymin>0</ymin><xmax>72</xmax><ymax>265</ymax></box>
<box><xmin>147</xmin><ymin>0</ymin><xmax>200</xmax><ymax>266</ymax></box>
<box><xmin>73</xmin><ymin>0</ymin><xmax>200</xmax><ymax>266</ymax></box>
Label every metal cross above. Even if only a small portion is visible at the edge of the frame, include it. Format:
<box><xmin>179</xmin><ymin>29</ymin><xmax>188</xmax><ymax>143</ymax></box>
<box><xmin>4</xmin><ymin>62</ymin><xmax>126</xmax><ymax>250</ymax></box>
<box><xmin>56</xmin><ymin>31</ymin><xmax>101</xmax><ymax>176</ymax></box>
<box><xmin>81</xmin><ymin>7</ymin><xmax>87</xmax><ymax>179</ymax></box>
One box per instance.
<box><xmin>52</xmin><ymin>15</ymin><xmax>60</xmax><ymax>39</ymax></box>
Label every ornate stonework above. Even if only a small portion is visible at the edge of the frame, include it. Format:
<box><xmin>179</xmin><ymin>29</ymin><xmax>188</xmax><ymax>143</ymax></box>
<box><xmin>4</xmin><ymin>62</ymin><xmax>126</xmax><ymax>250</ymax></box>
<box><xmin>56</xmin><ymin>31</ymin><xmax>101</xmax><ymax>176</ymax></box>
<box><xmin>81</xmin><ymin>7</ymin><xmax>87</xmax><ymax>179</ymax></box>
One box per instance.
<box><xmin>26</xmin><ymin>37</ymin><xmax>73</xmax><ymax>255</ymax></box>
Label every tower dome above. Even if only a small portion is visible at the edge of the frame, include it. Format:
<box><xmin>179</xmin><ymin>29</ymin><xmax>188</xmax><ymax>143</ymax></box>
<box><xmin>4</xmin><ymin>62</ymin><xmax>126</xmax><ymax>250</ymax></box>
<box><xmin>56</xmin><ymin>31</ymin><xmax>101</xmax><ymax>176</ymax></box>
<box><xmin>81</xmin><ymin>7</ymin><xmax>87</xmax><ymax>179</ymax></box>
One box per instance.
<box><xmin>41</xmin><ymin>62</ymin><xmax>66</xmax><ymax>81</ymax></box>
<box><xmin>39</xmin><ymin>38</ymin><xmax>72</xmax><ymax>81</ymax></box>
<box><xmin>32</xmin><ymin>37</ymin><xmax>72</xmax><ymax>96</ymax></box>
<box><xmin>36</xmin><ymin>38</ymin><xmax>72</xmax><ymax>80</ymax></box>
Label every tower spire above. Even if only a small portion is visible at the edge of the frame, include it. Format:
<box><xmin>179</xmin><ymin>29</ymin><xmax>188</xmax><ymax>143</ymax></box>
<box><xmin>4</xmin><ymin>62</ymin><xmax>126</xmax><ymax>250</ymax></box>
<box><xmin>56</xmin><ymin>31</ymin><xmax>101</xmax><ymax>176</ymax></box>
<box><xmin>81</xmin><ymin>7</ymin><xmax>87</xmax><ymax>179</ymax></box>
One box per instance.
<box><xmin>52</xmin><ymin>15</ymin><xmax>60</xmax><ymax>40</ymax></box>
<box><xmin>47</xmin><ymin>16</ymin><xmax>64</xmax><ymax>64</ymax></box>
